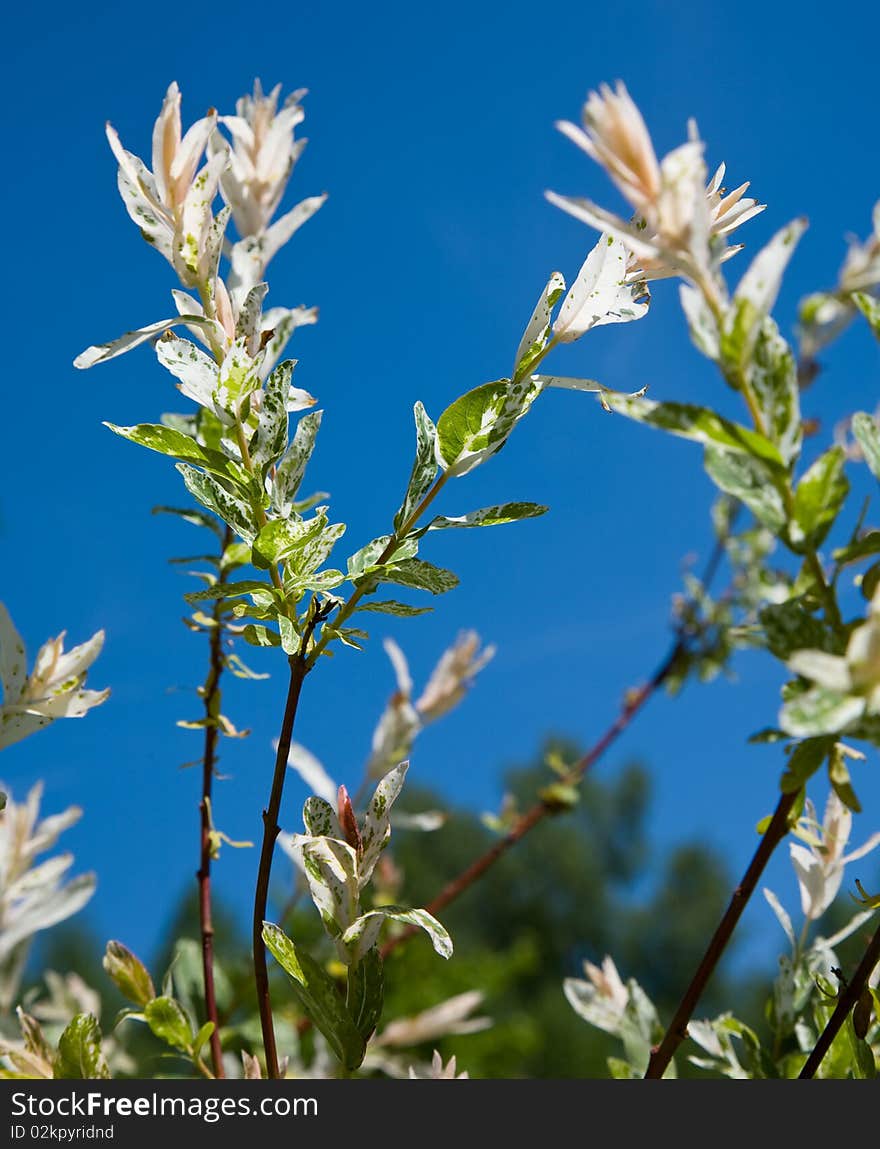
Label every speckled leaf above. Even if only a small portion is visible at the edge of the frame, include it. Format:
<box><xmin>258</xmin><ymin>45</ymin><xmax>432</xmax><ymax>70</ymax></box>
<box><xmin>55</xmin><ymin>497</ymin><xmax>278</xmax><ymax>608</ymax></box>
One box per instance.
<box><xmin>359</xmin><ymin>761</ymin><xmax>408</xmax><ymax>888</ymax></box>
<box><xmin>515</xmin><ymin>270</ymin><xmax>565</xmax><ymax>377</ymax></box>
<box><xmin>302</xmin><ymin>796</ymin><xmax>343</xmax><ymax>840</ymax></box>
<box><xmin>183</xmin><ymin>579</ymin><xmax>272</xmax><ymax>604</ymax></box>
<box><xmin>394</xmin><ymin>403</ymin><xmax>439</xmax><ymax>533</ymax></box>
<box><xmin>760</xmin><ymin>598</ymin><xmax>830</xmax><ymax>661</ymax></box>
<box><xmin>779</xmin><ymin>687</ymin><xmax>864</xmax><ymax>738</ymax></box>
<box><xmin>356</xmin><ymin>601</ymin><xmax>433</xmax><ymax>617</ymax></box>
<box><xmin>347</xmin><ymin>536</ymin><xmax>418</xmax><ymax>580</ymax></box>
<box><xmin>241</xmin><ymin>624</ymin><xmax>281</xmax><ymax>647</ymax></box>
<box><xmin>253</xmin><ymin>512</ymin><xmax>345</xmax><ymax>578</ymax></box>
<box><xmin>274</xmin><ymin>411</ymin><xmax>322</xmax><ymax>514</ymax></box>
<box><xmin>722</xmin><ymin>219</ymin><xmax>807</xmax><ymax>368</ymax></box>
<box><xmin>852</xmin><ymin>412</ymin><xmax>880</xmax><ymax>480</ymax></box>
<box><xmin>74</xmin><ymin>315</ymin><xmax>213</xmax><ymax>370</ymax></box>
<box><xmin>749</xmin><ymin>319</ymin><xmax>802</xmax><ymax>466</ymax></box>
<box><xmin>105</xmin><ymin>423</ymin><xmax>240</xmax><ymax>484</ymax></box>
<box><xmin>54</xmin><ymin>1014</ymin><xmax>110</xmax><ymax>1079</ymax></box>
<box><xmin>418</xmin><ymin>502</ymin><xmax>548</xmax><ymax>533</ymax></box>
<box><xmin>156</xmin><ymin>335</ymin><xmax>219</xmax><ymax>409</ymax></box>
<box><xmin>341</xmin><ymin>906</ymin><xmax>453</xmax><ymax>964</ymax></box>
<box><xmin>704</xmin><ymin>446</ymin><xmax>787</xmax><ymax>535</ymax></box>
<box><xmin>177</xmin><ymin>464</ymin><xmax>258</xmax><ymax>544</ymax></box>
<box><xmin>436</xmin><ymin>376</ymin><xmax>544</xmax><ymax>477</ymax></box>
<box><xmin>292</xmin><ymin>835</ymin><xmax>359</xmax><ymax>933</ymax></box>
<box><xmin>251</xmin><ymin>361</ymin><xmax>292</xmax><ymax>470</ymax></box>
<box><xmin>602</xmin><ymin>394</ymin><xmax>783</xmax><ymax>466</ymax></box>
<box><xmin>0</xmin><ymin>602</ymin><xmax>26</xmax><ymax>704</ymax></box>
<box><xmin>552</xmin><ymin>235</ymin><xmax>648</xmax><ymax>343</ymax></box>
<box><xmin>262</xmin><ymin>923</ymin><xmax>366</xmax><ymax>1069</ymax></box>
<box><xmin>378</xmin><ymin>558</ymin><xmax>459</xmax><ymax>595</ymax></box>
<box><xmin>679</xmin><ymin>283</ymin><xmax>719</xmax><ymax>360</ymax></box>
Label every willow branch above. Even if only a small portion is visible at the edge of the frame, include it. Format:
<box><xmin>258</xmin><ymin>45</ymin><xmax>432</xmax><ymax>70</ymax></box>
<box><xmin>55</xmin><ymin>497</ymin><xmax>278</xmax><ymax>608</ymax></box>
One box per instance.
<box><xmin>195</xmin><ymin>527</ymin><xmax>234</xmax><ymax>1079</ymax></box>
<box><xmin>378</xmin><ymin>523</ymin><xmax>734</xmax><ymax>961</ymax></box>
<box><xmin>643</xmin><ymin>789</ymin><xmax>798</xmax><ymax>1078</ymax></box>
<box><xmin>252</xmin><ymin>607</ymin><xmax>326</xmax><ymax>1080</ymax></box>
<box><xmin>799</xmin><ymin>915</ymin><xmax>880</xmax><ymax>1078</ymax></box>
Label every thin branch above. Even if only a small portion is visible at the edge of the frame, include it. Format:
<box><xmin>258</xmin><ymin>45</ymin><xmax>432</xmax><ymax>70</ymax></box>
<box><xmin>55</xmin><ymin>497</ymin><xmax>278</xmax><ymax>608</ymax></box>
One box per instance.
<box><xmin>643</xmin><ymin>790</ymin><xmax>798</xmax><ymax>1078</ymax></box>
<box><xmin>799</xmin><ymin>915</ymin><xmax>880</xmax><ymax>1078</ymax></box>
<box><xmin>379</xmin><ymin>522</ymin><xmax>734</xmax><ymax>961</ymax></box>
<box><xmin>380</xmin><ymin>639</ymin><xmax>683</xmax><ymax>959</ymax></box>
<box><xmin>252</xmin><ymin>606</ymin><xmax>326</xmax><ymax>1079</ymax></box>
<box><xmin>195</xmin><ymin>523</ymin><xmax>234</xmax><ymax>1079</ymax></box>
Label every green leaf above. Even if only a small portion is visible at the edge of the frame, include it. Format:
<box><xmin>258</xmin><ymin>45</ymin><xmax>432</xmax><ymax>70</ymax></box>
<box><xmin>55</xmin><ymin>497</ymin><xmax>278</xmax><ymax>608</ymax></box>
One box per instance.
<box><xmin>791</xmin><ymin>447</ymin><xmax>849</xmax><ymax>550</ymax></box>
<box><xmin>515</xmin><ymin>270</ymin><xmax>565</xmax><ymax>377</ymax></box>
<box><xmin>779</xmin><ymin>687</ymin><xmax>864</xmax><ymax>738</ymax></box>
<box><xmin>106</xmin><ymin>423</ymin><xmax>243</xmax><ymax>484</ymax></box>
<box><xmin>416</xmin><ymin>502</ymin><xmax>549</xmax><ymax>534</ymax></box>
<box><xmin>242</xmin><ymin>624</ymin><xmax>282</xmax><ymax>647</ymax></box>
<box><xmin>54</xmin><ymin>1014</ymin><xmax>110</xmax><ymax>1079</ymax></box>
<box><xmin>852</xmin><ymin>411</ymin><xmax>880</xmax><ymax>480</ymax></box>
<box><xmin>347</xmin><ymin>536</ymin><xmax>418</xmax><ymax>581</ymax></box>
<box><xmin>833</xmin><ymin>530</ymin><xmax>880</xmax><ymax>567</ymax></box>
<box><xmin>602</xmin><ymin>394</ymin><xmax>783</xmax><ymax>466</ymax></box>
<box><xmin>278</xmin><ymin>615</ymin><xmax>299</xmax><ymax>655</ymax></box>
<box><xmin>192</xmin><ymin>1022</ymin><xmax>215</xmax><ymax>1060</ymax></box>
<box><xmin>274</xmin><ymin>411</ymin><xmax>322</xmax><ymax>513</ymax></box>
<box><xmin>143</xmin><ymin>996</ymin><xmax>194</xmax><ymax>1054</ymax></box>
<box><xmin>749</xmin><ymin>319</ymin><xmax>801</xmax><ymax>466</ymax></box>
<box><xmin>102</xmin><ymin>941</ymin><xmax>156</xmax><ymax>1008</ymax></box>
<box><xmin>845</xmin><ymin>1012</ymin><xmax>877</xmax><ymax>1079</ymax></box>
<box><xmin>379</xmin><ymin>558</ymin><xmax>459</xmax><ymax>595</ymax></box>
<box><xmin>721</xmin><ymin>219</ymin><xmax>807</xmax><ymax>374</ymax></box>
<box><xmin>779</xmin><ymin>737</ymin><xmax>832</xmax><ymax>793</ymax></box>
<box><xmin>152</xmin><ymin>505</ymin><xmax>225</xmax><ymax>538</ymax></box>
<box><xmin>262</xmin><ymin>923</ymin><xmax>366</xmax><ymax>1070</ymax></box>
<box><xmin>394</xmin><ymin>402</ymin><xmax>439</xmax><ymax>533</ymax></box>
<box><xmin>185</xmin><ymin>579</ymin><xmax>273</xmax><ymax>604</ymax></box>
<box><xmin>853</xmin><ymin>292</ymin><xmax>880</xmax><ymax>341</ymax></box>
<box><xmin>252</xmin><ymin>512</ymin><xmax>345</xmax><ymax>579</ymax></box>
<box><xmin>346</xmin><ymin>947</ymin><xmax>385</xmax><ymax>1043</ymax></box>
<box><xmin>704</xmin><ymin>446</ymin><xmax>787</xmax><ymax>535</ymax></box>
<box><xmin>760</xmin><ymin>598</ymin><xmax>832</xmax><ymax>661</ymax></box>
<box><xmin>359</xmin><ymin>761</ymin><xmax>409</xmax><ymax>887</ymax></box>
<box><xmin>356</xmin><ymin>600</ymin><xmax>433</xmax><ymax>617</ymax></box>
<box><xmin>436</xmin><ymin>376</ymin><xmax>544</xmax><ymax>477</ymax></box>
<box><xmin>828</xmin><ymin>744</ymin><xmax>861</xmax><ymax>813</ymax></box>
<box><xmin>341</xmin><ymin>906</ymin><xmax>453</xmax><ymax>965</ymax></box>
<box><xmin>176</xmin><ymin>464</ymin><xmax>259</xmax><ymax>544</ymax></box>
<box><xmin>251</xmin><ymin>360</ymin><xmax>292</xmax><ymax>471</ymax></box>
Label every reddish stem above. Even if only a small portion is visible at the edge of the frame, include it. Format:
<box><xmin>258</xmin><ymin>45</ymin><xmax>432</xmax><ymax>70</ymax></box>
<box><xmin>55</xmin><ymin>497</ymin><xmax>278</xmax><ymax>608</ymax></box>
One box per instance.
<box><xmin>644</xmin><ymin>790</ymin><xmax>797</xmax><ymax>1078</ymax></box>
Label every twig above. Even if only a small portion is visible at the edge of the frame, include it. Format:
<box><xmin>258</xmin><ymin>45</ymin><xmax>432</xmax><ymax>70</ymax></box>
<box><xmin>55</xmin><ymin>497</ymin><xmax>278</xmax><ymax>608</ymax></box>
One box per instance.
<box><xmin>379</xmin><ymin>522</ymin><xmax>734</xmax><ymax>961</ymax></box>
<box><xmin>799</xmin><ymin>916</ymin><xmax>880</xmax><ymax>1078</ymax></box>
<box><xmin>195</xmin><ymin>554</ymin><xmax>231</xmax><ymax>1076</ymax></box>
<box><xmin>252</xmin><ymin>606</ymin><xmax>326</xmax><ymax>1079</ymax></box>
<box><xmin>195</xmin><ymin>524</ymin><xmax>234</xmax><ymax>1079</ymax></box>
<box><xmin>643</xmin><ymin>790</ymin><xmax>798</xmax><ymax>1078</ymax></box>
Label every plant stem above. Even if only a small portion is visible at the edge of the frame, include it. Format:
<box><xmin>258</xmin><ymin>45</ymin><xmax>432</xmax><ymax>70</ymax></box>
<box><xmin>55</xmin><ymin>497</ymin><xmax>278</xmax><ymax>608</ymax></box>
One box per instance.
<box><xmin>196</xmin><ymin>527</ymin><xmax>233</xmax><ymax>1079</ymax></box>
<box><xmin>252</xmin><ymin>610</ymin><xmax>324</xmax><ymax>1079</ymax></box>
<box><xmin>305</xmin><ymin>470</ymin><xmax>451</xmax><ymax>669</ymax></box>
<box><xmin>643</xmin><ymin>790</ymin><xmax>798</xmax><ymax>1078</ymax></box>
<box><xmin>799</xmin><ymin>916</ymin><xmax>880</xmax><ymax>1078</ymax></box>
<box><xmin>380</xmin><ymin>638</ymin><xmax>684</xmax><ymax>959</ymax></box>
<box><xmin>378</xmin><ymin>524</ymin><xmax>733</xmax><ymax>960</ymax></box>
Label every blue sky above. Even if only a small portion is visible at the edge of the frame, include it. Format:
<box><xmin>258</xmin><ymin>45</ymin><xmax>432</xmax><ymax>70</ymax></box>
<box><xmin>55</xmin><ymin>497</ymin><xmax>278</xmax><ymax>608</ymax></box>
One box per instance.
<box><xmin>3</xmin><ymin>0</ymin><xmax>880</xmax><ymax>983</ymax></box>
